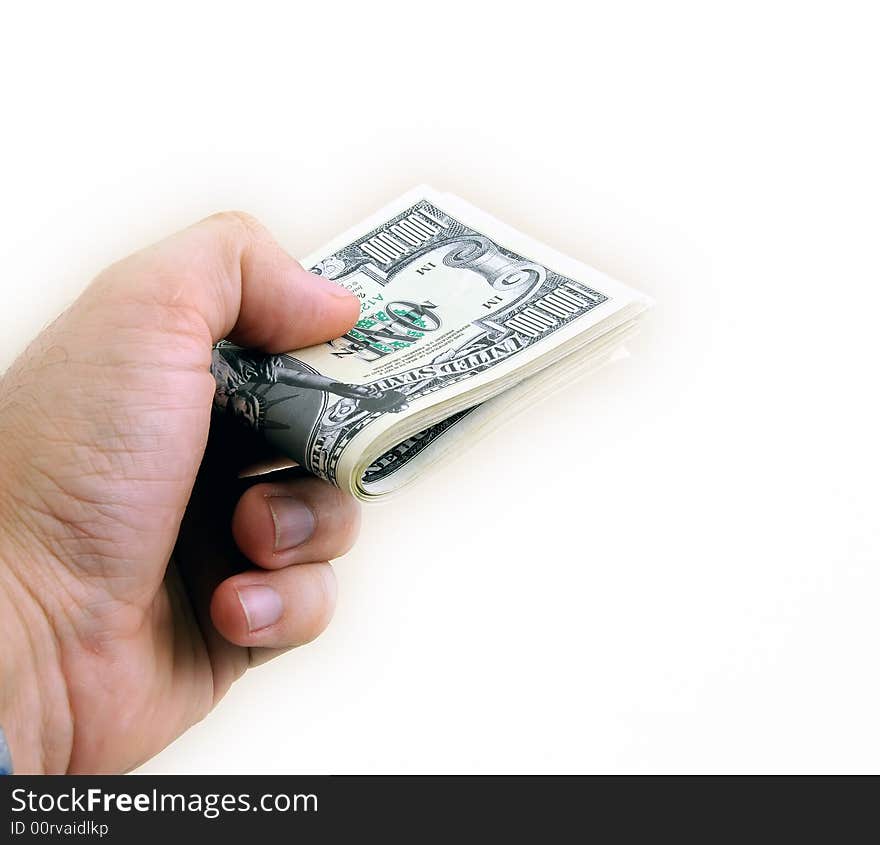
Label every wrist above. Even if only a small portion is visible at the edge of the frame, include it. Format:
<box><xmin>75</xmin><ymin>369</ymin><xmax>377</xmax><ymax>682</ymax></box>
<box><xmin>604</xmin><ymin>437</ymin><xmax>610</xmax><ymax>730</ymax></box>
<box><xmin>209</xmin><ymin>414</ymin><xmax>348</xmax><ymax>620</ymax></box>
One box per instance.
<box><xmin>0</xmin><ymin>541</ymin><xmax>74</xmax><ymax>774</ymax></box>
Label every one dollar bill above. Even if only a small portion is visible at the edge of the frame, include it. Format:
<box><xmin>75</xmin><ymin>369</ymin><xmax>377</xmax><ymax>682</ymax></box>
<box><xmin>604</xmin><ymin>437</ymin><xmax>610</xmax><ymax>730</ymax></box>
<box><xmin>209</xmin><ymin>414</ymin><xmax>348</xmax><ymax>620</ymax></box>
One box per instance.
<box><xmin>212</xmin><ymin>187</ymin><xmax>651</xmax><ymax>500</ymax></box>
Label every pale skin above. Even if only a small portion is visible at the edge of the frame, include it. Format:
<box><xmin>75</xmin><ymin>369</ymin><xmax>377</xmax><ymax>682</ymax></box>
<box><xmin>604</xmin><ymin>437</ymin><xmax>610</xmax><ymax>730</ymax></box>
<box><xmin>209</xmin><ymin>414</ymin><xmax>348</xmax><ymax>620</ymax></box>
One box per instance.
<box><xmin>0</xmin><ymin>213</ymin><xmax>363</xmax><ymax>773</ymax></box>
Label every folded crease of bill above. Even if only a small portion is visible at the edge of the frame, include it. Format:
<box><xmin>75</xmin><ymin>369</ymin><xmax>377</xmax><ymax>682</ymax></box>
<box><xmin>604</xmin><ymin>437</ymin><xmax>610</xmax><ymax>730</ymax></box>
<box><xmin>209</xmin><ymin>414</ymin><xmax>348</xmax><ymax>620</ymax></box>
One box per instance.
<box><xmin>213</xmin><ymin>186</ymin><xmax>652</xmax><ymax>501</ymax></box>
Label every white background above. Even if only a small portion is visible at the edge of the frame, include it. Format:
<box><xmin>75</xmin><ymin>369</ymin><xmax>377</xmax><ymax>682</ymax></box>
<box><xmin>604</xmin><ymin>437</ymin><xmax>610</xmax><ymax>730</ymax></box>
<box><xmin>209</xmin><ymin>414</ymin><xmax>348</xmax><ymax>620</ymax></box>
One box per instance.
<box><xmin>1</xmin><ymin>2</ymin><xmax>878</xmax><ymax>773</ymax></box>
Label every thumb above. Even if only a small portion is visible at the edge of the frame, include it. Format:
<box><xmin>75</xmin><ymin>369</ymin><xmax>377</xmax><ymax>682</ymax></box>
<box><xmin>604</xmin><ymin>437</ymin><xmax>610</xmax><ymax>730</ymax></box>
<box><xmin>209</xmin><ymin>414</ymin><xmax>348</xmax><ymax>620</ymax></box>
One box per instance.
<box><xmin>82</xmin><ymin>210</ymin><xmax>360</xmax><ymax>351</ymax></box>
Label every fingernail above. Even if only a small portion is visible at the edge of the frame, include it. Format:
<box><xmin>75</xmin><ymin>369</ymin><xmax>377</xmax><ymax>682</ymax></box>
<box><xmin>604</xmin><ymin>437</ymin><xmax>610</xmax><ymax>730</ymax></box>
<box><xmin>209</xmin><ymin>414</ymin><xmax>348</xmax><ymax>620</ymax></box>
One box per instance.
<box><xmin>267</xmin><ymin>496</ymin><xmax>316</xmax><ymax>551</ymax></box>
<box><xmin>237</xmin><ymin>585</ymin><xmax>283</xmax><ymax>632</ymax></box>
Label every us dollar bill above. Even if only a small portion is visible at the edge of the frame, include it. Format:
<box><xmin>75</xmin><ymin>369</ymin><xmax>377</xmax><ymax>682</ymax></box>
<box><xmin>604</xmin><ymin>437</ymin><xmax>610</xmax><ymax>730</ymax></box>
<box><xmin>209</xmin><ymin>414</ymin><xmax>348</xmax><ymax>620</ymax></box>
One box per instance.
<box><xmin>212</xmin><ymin>187</ymin><xmax>651</xmax><ymax>499</ymax></box>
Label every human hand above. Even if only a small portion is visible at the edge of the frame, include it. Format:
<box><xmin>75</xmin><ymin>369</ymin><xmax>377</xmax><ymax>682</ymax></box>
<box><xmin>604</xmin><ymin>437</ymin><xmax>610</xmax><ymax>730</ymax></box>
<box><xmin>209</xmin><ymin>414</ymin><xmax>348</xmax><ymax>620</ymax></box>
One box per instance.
<box><xmin>0</xmin><ymin>213</ymin><xmax>362</xmax><ymax>773</ymax></box>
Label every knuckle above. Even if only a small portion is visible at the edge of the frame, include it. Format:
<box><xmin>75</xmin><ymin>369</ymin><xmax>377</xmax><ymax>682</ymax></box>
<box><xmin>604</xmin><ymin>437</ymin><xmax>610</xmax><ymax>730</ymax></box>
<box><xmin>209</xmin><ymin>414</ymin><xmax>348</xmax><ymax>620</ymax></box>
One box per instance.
<box><xmin>315</xmin><ymin>486</ymin><xmax>361</xmax><ymax>550</ymax></box>
<box><xmin>305</xmin><ymin>566</ymin><xmax>336</xmax><ymax>636</ymax></box>
<box><xmin>204</xmin><ymin>210</ymin><xmax>266</xmax><ymax>239</ymax></box>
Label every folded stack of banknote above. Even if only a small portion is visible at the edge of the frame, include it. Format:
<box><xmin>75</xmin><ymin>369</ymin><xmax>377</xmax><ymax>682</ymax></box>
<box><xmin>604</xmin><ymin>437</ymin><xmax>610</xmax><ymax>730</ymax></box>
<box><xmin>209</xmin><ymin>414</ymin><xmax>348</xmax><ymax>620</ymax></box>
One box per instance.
<box><xmin>212</xmin><ymin>187</ymin><xmax>651</xmax><ymax>500</ymax></box>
